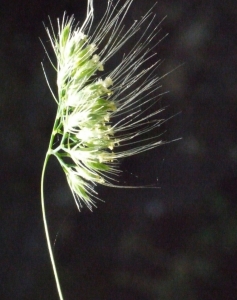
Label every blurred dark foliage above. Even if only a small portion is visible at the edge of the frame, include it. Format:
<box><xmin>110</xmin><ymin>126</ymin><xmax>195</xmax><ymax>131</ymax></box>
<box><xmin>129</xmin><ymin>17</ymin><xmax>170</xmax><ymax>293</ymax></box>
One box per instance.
<box><xmin>1</xmin><ymin>0</ymin><xmax>237</xmax><ymax>299</ymax></box>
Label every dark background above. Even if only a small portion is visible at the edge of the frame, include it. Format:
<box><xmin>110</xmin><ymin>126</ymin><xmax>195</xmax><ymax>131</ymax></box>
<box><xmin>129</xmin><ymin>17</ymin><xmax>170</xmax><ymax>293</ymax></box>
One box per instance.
<box><xmin>1</xmin><ymin>0</ymin><xmax>237</xmax><ymax>299</ymax></box>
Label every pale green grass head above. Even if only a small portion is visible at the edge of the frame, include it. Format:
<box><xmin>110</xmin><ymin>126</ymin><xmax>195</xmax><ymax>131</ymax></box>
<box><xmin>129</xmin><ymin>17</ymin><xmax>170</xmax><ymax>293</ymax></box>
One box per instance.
<box><xmin>42</xmin><ymin>0</ymin><xmax>168</xmax><ymax>211</ymax></box>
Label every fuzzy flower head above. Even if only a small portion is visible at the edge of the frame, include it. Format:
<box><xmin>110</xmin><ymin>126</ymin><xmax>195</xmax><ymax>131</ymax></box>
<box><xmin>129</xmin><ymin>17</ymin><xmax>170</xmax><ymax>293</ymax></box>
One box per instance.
<box><xmin>44</xmin><ymin>0</ymin><xmax>168</xmax><ymax>211</ymax></box>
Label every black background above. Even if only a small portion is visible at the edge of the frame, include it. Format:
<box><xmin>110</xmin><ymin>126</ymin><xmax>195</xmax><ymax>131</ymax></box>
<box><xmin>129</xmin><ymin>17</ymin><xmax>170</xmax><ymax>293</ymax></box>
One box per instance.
<box><xmin>1</xmin><ymin>0</ymin><xmax>237</xmax><ymax>299</ymax></box>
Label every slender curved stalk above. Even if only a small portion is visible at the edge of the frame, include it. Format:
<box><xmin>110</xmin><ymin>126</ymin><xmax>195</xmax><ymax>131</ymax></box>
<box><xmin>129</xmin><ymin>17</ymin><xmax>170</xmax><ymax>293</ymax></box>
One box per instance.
<box><xmin>41</xmin><ymin>151</ymin><xmax>64</xmax><ymax>300</ymax></box>
<box><xmin>41</xmin><ymin>112</ymin><xmax>64</xmax><ymax>300</ymax></box>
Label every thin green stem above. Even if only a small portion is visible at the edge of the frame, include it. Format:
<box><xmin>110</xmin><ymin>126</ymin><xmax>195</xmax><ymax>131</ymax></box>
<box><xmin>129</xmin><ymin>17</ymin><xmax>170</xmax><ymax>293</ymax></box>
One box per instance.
<box><xmin>41</xmin><ymin>112</ymin><xmax>64</xmax><ymax>300</ymax></box>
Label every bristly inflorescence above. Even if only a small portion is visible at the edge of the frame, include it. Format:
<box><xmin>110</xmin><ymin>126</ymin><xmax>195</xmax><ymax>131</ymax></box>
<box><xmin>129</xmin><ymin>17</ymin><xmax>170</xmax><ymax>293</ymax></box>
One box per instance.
<box><xmin>43</xmin><ymin>0</ymin><xmax>168</xmax><ymax>211</ymax></box>
<box><xmin>40</xmin><ymin>1</ymin><xmax>172</xmax><ymax>298</ymax></box>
